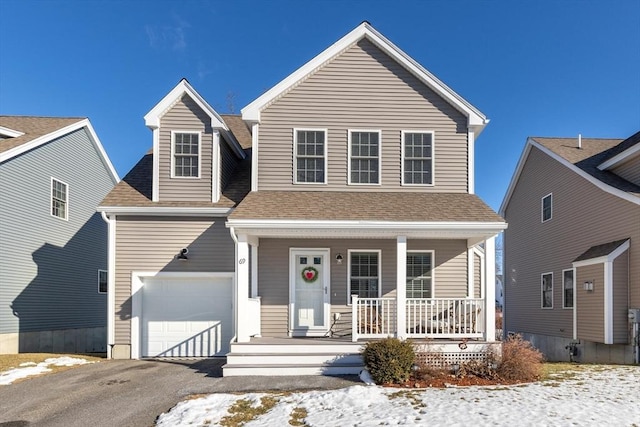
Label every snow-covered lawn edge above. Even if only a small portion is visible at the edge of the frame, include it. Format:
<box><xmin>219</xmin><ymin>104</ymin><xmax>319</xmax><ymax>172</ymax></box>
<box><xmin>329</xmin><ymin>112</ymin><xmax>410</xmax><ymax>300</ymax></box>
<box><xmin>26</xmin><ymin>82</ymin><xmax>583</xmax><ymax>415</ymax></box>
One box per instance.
<box><xmin>157</xmin><ymin>365</ymin><xmax>640</xmax><ymax>427</ymax></box>
<box><xmin>0</xmin><ymin>356</ymin><xmax>95</xmax><ymax>385</ymax></box>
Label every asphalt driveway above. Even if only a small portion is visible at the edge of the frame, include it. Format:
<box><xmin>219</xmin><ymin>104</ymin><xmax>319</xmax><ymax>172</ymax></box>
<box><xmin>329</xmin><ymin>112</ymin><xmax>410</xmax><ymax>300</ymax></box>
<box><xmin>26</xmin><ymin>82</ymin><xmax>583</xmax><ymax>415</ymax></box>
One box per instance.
<box><xmin>0</xmin><ymin>358</ymin><xmax>361</xmax><ymax>427</ymax></box>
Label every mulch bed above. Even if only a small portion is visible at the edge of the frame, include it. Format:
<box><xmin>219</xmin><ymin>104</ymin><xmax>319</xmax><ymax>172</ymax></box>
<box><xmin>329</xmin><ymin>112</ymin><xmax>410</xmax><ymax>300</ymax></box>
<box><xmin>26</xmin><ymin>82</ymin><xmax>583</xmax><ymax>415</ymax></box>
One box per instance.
<box><xmin>384</xmin><ymin>374</ymin><xmax>524</xmax><ymax>388</ymax></box>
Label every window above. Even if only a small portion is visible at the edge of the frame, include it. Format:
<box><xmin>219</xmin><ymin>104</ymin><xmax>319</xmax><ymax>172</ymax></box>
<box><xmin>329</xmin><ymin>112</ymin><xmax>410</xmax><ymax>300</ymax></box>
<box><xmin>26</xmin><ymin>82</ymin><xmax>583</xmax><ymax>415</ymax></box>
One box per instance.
<box><xmin>172</xmin><ymin>132</ymin><xmax>200</xmax><ymax>177</ymax></box>
<box><xmin>98</xmin><ymin>270</ymin><xmax>108</xmax><ymax>294</ymax></box>
<box><xmin>402</xmin><ymin>131</ymin><xmax>433</xmax><ymax>185</ymax></box>
<box><xmin>349</xmin><ymin>250</ymin><xmax>381</xmax><ymax>300</ymax></box>
<box><xmin>542</xmin><ymin>193</ymin><xmax>552</xmax><ymax>222</ymax></box>
<box><xmin>541</xmin><ymin>272</ymin><xmax>553</xmax><ymax>308</ymax></box>
<box><xmin>51</xmin><ymin>178</ymin><xmax>68</xmax><ymax>220</ymax></box>
<box><xmin>349</xmin><ymin>130</ymin><xmax>380</xmax><ymax>184</ymax></box>
<box><xmin>406</xmin><ymin>251</ymin><xmax>433</xmax><ymax>298</ymax></box>
<box><xmin>294</xmin><ymin>129</ymin><xmax>326</xmax><ymax>183</ymax></box>
<box><xmin>562</xmin><ymin>269</ymin><xmax>574</xmax><ymax>309</ymax></box>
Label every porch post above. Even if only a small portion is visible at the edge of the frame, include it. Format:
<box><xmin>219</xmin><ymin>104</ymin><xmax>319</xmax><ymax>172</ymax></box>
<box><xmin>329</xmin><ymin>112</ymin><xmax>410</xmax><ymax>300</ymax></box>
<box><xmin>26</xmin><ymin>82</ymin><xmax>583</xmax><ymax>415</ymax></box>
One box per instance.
<box><xmin>237</xmin><ymin>233</ymin><xmax>251</xmax><ymax>342</ymax></box>
<box><xmin>484</xmin><ymin>235</ymin><xmax>496</xmax><ymax>342</ymax></box>
<box><xmin>396</xmin><ymin>236</ymin><xmax>407</xmax><ymax>339</ymax></box>
<box><xmin>249</xmin><ymin>237</ymin><xmax>259</xmax><ymax>298</ymax></box>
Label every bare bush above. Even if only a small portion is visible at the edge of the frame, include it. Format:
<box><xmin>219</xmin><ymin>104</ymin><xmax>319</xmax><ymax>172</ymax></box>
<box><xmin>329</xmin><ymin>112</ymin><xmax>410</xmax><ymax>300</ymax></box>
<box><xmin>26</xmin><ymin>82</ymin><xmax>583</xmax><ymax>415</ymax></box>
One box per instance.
<box><xmin>497</xmin><ymin>334</ymin><xmax>544</xmax><ymax>382</ymax></box>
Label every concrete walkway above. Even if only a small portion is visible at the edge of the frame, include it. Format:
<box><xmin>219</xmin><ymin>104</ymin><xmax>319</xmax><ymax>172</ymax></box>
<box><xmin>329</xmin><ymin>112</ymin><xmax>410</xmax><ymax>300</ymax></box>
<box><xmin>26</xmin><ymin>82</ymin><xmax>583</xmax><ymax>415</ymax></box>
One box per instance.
<box><xmin>0</xmin><ymin>358</ymin><xmax>361</xmax><ymax>427</ymax></box>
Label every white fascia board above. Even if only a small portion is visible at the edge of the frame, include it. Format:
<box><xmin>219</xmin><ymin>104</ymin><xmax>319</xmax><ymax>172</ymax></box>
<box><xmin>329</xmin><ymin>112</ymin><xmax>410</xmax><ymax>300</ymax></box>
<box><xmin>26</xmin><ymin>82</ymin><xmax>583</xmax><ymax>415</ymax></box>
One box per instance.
<box><xmin>500</xmin><ymin>139</ymin><xmax>640</xmax><ymax>217</ymax></box>
<box><xmin>0</xmin><ymin>125</ymin><xmax>25</xmax><ymax>138</ymax></box>
<box><xmin>83</xmin><ymin>119</ymin><xmax>120</xmax><ymax>183</ymax></box>
<box><xmin>598</xmin><ymin>143</ymin><xmax>640</xmax><ymax>170</ymax></box>
<box><xmin>241</xmin><ymin>22</ymin><xmax>488</xmax><ymax>133</ymax></box>
<box><xmin>572</xmin><ymin>239</ymin><xmax>630</xmax><ymax>268</ymax></box>
<box><xmin>144</xmin><ymin>79</ymin><xmax>227</xmax><ymax>130</ymax></box>
<box><xmin>1</xmin><ymin>119</ymin><xmax>83</xmax><ymax>163</ymax></box>
<box><xmin>97</xmin><ymin>206</ymin><xmax>233</xmax><ymax>216</ymax></box>
<box><xmin>226</xmin><ymin>219</ymin><xmax>507</xmax><ymax>231</ymax></box>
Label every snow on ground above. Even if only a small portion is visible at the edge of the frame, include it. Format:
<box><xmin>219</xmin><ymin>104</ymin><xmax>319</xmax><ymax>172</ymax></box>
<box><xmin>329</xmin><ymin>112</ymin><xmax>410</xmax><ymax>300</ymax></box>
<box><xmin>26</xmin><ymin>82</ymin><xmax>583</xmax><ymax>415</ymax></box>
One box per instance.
<box><xmin>157</xmin><ymin>365</ymin><xmax>640</xmax><ymax>427</ymax></box>
<box><xmin>0</xmin><ymin>357</ymin><xmax>93</xmax><ymax>385</ymax></box>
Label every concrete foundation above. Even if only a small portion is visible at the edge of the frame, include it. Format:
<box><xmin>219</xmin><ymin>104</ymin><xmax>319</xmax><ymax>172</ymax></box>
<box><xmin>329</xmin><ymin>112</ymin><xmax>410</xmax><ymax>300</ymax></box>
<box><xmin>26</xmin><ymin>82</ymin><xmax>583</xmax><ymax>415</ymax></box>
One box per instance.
<box><xmin>0</xmin><ymin>327</ymin><xmax>106</xmax><ymax>354</ymax></box>
<box><xmin>520</xmin><ymin>332</ymin><xmax>636</xmax><ymax>364</ymax></box>
<box><xmin>111</xmin><ymin>344</ymin><xmax>131</xmax><ymax>359</ymax></box>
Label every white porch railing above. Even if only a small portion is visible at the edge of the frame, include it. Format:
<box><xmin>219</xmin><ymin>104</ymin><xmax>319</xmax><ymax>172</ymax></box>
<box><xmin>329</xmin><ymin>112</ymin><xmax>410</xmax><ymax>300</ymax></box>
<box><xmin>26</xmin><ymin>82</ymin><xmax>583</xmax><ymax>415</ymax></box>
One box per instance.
<box><xmin>352</xmin><ymin>297</ymin><xmax>484</xmax><ymax>341</ymax></box>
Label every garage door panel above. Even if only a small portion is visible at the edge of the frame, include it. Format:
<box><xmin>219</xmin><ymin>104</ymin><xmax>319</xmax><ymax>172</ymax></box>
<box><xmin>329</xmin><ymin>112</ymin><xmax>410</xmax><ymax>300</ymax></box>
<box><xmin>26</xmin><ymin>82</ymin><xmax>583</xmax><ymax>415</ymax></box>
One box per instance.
<box><xmin>141</xmin><ymin>277</ymin><xmax>232</xmax><ymax>357</ymax></box>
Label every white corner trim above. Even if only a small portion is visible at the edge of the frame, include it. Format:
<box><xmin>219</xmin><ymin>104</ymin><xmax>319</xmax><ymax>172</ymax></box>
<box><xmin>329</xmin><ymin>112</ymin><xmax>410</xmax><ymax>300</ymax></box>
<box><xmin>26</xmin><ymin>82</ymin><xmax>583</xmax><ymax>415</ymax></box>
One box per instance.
<box><xmin>598</xmin><ymin>143</ymin><xmax>640</xmax><ymax>170</ymax></box>
<box><xmin>572</xmin><ymin>239</ymin><xmax>630</xmax><ymax>268</ymax></box>
<box><xmin>0</xmin><ymin>119</ymin><xmax>120</xmax><ymax>184</ymax></box>
<box><xmin>144</xmin><ymin>79</ymin><xmax>227</xmax><ymax>130</ymax></box>
<box><xmin>0</xmin><ymin>125</ymin><xmax>24</xmax><ymax>138</ymax></box>
<box><xmin>468</xmin><ymin>129</ymin><xmax>475</xmax><ymax>194</ymax></box>
<box><xmin>240</xmin><ymin>22</ymin><xmax>487</xmax><ymax>132</ymax></box>
<box><xmin>251</xmin><ymin>123</ymin><xmax>259</xmax><ymax>192</ymax></box>
<box><xmin>97</xmin><ymin>206</ymin><xmax>233</xmax><ymax>216</ymax></box>
<box><xmin>100</xmin><ymin>212</ymin><xmax>116</xmax><ymax>358</ymax></box>
<box><xmin>500</xmin><ymin>139</ymin><xmax>640</xmax><ymax>216</ymax></box>
<box><xmin>152</xmin><ymin>128</ymin><xmax>160</xmax><ymax>202</ymax></box>
<box><xmin>212</xmin><ymin>130</ymin><xmax>221</xmax><ymax>203</ymax></box>
<box><xmin>603</xmin><ymin>262</ymin><xmax>613</xmax><ymax>344</ymax></box>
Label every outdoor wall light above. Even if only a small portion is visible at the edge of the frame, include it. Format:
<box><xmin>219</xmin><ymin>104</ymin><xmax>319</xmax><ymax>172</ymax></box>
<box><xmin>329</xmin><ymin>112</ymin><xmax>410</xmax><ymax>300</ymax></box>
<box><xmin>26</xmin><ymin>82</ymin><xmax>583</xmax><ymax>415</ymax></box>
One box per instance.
<box><xmin>336</xmin><ymin>253</ymin><xmax>343</xmax><ymax>264</ymax></box>
<box><xmin>177</xmin><ymin>248</ymin><xmax>189</xmax><ymax>261</ymax></box>
<box><xmin>583</xmin><ymin>281</ymin><xmax>593</xmax><ymax>292</ymax></box>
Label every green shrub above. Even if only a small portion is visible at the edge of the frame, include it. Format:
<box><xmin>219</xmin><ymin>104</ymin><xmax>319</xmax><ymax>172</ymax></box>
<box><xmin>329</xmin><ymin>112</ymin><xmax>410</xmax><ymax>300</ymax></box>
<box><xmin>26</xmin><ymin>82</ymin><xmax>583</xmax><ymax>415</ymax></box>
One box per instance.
<box><xmin>497</xmin><ymin>334</ymin><xmax>544</xmax><ymax>382</ymax></box>
<box><xmin>362</xmin><ymin>338</ymin><xmax>415</xmax><ymax>384</ymax></box>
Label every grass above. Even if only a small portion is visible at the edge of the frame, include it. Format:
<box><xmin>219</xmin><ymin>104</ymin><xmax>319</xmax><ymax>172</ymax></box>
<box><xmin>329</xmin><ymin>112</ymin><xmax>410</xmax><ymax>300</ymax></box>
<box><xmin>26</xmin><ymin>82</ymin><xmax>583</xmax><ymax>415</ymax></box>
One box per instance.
<box><xmin>220</xmin><ymin>396</ymin><xmax>280</xmax><ymax>427</ymax></box>
<box><xmin>0</xmin><ymin>353</ymin><xmax>103</xmax><ymax>376</ymax></box>
<box><xmin>289</xmin><ymin>407</ymin><xmax>309</xmax><ymax>426</ymax></box>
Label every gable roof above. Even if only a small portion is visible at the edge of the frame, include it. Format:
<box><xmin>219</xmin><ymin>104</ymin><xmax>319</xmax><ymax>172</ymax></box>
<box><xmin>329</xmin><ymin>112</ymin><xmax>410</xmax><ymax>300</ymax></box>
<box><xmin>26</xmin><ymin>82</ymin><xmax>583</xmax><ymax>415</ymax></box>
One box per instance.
<box><xmin>144</xmin><ymin>79</ymin><xmax>246</xmax><ymax>159</ymax></box>
<box><xmin>0</xmin><ymin>115</ymin><xmax>119</xmax><ymax>183</ymax></box>
<box><xmin>98</xmin><ymin>115</ymin><xmax>251</xmax><ymax>212</ymax></box>
<box><xmin>573</xmin><ymin>238</ymin><xmax>630</xmax><ymax>264</ymax></box>
<box><xmin>241</xmin><ymin>22</ymin><xmax>488</xmax><ymax>134</ymax></box>
<box><xmin>500</xmin><ymin>133</ymin><xmax>640</xmax><ymax>215</ymax></box>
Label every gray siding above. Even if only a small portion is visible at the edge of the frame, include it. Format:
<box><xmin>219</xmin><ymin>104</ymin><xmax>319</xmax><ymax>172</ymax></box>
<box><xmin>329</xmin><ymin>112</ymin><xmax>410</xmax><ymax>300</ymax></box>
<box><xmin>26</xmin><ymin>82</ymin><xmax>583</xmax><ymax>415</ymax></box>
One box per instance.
<box><xmin>258</xmin><ymin>38</ymin><xmax>468</xmax><ymax>192</ymax></box>
<box><xmin>113</xmin><ymin>217</ymin><xmax>234</xmax><ymax>344</ymax></box>
<box><xmin>0</xmin><ymin>128</ymin><xmax>115</xmax><ymax>335</ymax></box>
<box><xmin>576</xmin><ymin>264</ymin><xmax>604</xmax><ymax>343</ymax></box>
<box><xmin>474</xmin><ymin>252</ymin><xmax>482</xmax><ymax>298</ymax></box>
<box><xmin>158</xmin><ymin>95</ymin><xmax>213</xmax><ymax>201</ymax></box>
<box><xmin>613</xmin><ymin>251</ymin><xmax>629</xmax><ymax>343</ymax></box>
<box><xmin>504</xmin><ymin>146</ymin><xmax>640</xmax><ymax>342</ymax></box>
<box><xmin>257</xmin><ymin>238</ymin><xmax>468</xmax><ymax>337</ymax></box>
<box><xmin>611</xmin><ymin>156</ymin><xmax>640</xmax><ymax>187</ymax></box>
<box><xmin>220</xmin><ymin>138</ymin><xmax>239</xmax><ymax>190</ymax></box>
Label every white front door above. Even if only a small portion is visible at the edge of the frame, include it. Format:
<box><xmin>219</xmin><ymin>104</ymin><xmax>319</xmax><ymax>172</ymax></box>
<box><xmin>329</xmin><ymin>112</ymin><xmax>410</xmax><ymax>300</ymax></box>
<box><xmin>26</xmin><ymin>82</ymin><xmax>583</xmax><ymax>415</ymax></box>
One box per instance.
<box><xmin>290</xmin><ymin>249</ymin><xmax>330</xmax><ymax>336</ymax></box>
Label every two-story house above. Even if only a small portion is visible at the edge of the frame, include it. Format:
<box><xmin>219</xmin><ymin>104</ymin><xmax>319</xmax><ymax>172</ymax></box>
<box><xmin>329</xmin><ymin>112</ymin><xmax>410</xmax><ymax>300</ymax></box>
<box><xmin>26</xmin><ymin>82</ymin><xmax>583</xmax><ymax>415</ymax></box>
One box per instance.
<box><xmin>98</xmin><ymin>23</ymin><xmax>506</xmax><ymax>376</ymax></box>
<box><xmin>501</xmin><ymin>132</ymin><xmax>640</xmax><ymax>364</ymax></box>
<box><xmin>0</xmin><ymin>116</ymin><xmax>119</xmax><ymax>354</ymax></box>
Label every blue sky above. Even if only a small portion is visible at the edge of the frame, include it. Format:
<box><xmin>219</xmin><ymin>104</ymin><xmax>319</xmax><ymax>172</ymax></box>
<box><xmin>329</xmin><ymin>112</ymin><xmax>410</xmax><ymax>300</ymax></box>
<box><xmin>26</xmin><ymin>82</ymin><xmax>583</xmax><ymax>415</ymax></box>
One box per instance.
<box><xmin>1</xmin><ymin>0</ymin><xmax>638</xmax><ymax>211</ymax></box>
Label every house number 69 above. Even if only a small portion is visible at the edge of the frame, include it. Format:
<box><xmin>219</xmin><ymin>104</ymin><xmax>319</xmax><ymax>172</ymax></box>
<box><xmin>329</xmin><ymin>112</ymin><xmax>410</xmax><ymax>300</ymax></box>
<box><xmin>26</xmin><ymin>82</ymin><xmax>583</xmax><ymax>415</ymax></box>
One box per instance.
<box><xmin>239</xmin><ymin>258</ymin><xmax>246</xmax><ymax>264</ymax></box>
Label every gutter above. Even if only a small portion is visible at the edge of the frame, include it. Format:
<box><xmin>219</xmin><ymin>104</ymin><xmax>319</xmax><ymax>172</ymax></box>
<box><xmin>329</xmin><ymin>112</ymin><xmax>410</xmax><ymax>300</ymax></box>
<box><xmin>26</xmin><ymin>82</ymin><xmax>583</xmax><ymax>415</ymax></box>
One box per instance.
<box><xmin>100</xmin><ymin>211</ymin><xmax>116</xmax><ymax>359</ymax></box>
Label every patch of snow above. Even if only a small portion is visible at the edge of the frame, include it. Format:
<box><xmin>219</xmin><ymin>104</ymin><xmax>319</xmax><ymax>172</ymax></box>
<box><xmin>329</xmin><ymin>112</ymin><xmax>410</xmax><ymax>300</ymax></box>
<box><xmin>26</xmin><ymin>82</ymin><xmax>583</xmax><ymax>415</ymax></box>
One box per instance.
<box><xmin>156</xmin><ymin>365</ymin><xmax>640</xmax><ymax>426</ymax></box>
<box><xmin>359</xmin><ymin>368</ymin><xmax>375</xmax><ymax>385</ymax></box>
<box><xmin>0</xmin><ymin>356</ymin><xmax>93</xmax><ymax>385</ymax></box>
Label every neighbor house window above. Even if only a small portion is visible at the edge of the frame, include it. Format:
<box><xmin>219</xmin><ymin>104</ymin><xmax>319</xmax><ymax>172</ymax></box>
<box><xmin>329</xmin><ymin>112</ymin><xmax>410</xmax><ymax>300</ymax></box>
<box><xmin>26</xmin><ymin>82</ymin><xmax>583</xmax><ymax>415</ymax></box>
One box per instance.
<box><xmin>349</xmin><ymin>250</ymin><xmax>381</xmax><ymax>300</ymax></box>
<box><xmin>172</xmin><ymin>132</ymin><xmax>200</xmax><ymax>178</ymax></box>
<box><xmin>51</xmin><ymin>178</ymin><xmax>68</xmax><ymax>220</ymax></box>
<box><xmin>98</xmin><ymin>270</ymin><xmax>108</xmax><ymax>294</ymax></box>
<box><xmin>406</xmin><ymin>251</ymin><xmax>433</xmax><ymax>298</ymax></box>
<box><xmin>349</xmin><ymin>130</ymin><xmax>380</xmax><ymax>184</ymax></box>
<box><xmin>402</xmin><ymin>131</ymin><xmax>433</xmax><ymax>185</ymax></box>
<box><xmin>541</xmin><ymin>272</ymin><xmax>553</xmax><ymax>308</ymax></box>
<box><xmin>542</xmin><ymin>193</ymin><xmax>552</xmax><ymax>222</ymax></box>
<box><xmin>562</xmin><ymin>269</ymin><xmax>574</xmax><ymax>309</ymax></box>
<box><xmin>294</xmin><ymin>129</ymin><xmax>326</xmax><ymax>184</ymax></box>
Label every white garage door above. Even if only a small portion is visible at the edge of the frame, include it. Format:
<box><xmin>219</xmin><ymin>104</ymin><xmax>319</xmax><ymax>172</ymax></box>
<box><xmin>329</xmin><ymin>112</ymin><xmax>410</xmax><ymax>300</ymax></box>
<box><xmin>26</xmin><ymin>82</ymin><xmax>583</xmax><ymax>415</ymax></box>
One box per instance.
<box><xmin>141</xmin><ymin>276</ymin><xmax>233</xmax><ymax>357</ymax></box>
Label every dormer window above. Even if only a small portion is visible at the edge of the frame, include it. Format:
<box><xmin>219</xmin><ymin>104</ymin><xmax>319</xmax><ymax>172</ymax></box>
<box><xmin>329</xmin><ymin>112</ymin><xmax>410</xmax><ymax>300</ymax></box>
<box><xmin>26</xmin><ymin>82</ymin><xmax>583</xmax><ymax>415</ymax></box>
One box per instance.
<box><xmin>172</xmin><ymin>131</ymin><xmax>200</xmax><ymax>178</ymax></box>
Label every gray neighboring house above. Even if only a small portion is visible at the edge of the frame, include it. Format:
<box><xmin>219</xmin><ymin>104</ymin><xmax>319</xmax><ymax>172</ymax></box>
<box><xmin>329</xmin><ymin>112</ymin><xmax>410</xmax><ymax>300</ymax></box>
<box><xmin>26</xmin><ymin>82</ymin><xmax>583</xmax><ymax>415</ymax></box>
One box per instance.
<box><xmin>99</xmin><ymin>23</ymin><xmax>506</xmax><ymax>376</ymax></box>
<box><xmin>501</xmin><ymin>132</ymin><xmax>640</xmax><ymax>364</ymax></box>
<box><xmin>0</xmin><ymin>116</ymin><xmax>119</xmax><ymax>354</ymax></box>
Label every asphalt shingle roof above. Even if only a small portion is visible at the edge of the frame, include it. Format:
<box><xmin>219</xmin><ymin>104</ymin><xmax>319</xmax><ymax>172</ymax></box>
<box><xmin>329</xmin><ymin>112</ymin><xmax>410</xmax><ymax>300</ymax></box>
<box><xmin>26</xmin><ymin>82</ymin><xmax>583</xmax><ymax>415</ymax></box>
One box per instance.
<box><xmin>573</xmin><ymin>238</ymin><xmax>630</xmax><ymax>263</ymax></box>
<box><xmin>0</xmin><ymin>116</ymin><xmax>85</xmax><ymax>154</ymax></box>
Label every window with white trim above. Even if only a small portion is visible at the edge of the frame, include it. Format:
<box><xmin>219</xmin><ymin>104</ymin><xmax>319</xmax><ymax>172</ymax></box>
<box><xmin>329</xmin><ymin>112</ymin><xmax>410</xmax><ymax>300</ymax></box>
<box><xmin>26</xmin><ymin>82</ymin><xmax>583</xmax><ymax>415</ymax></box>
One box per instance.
<box><xmin>349</xmin><ymin>251</ymin><xmax>381</xmax><ymax>299</ymax></box>
<box><xmin>541</xmin><ymin>272</ymin><xmax>553</xmax><ymax>308</ymax></box>
<box><xmin>406</xmin><ymin>251</ymin><xmax>433</xmax><ymax>298</ymax></box>
<box><xmin>51</xmin><ymin>178</ymin><xmax>68</xmax><ymax>220</ymax></box>
<box><xmin>349</xmin><ymin>130</ymin><xmax>380</xmax><ymax>184</ymax></box>
<box><xmin>402</xmin><ymin>131</ymin><xmax>433</xmax><ymax>185</ymax></box>
<box><xmin>294</xmin><ymin>129</ymin><xmax>326</xmax><ymax>183</ymax></box>
<box><xmin>98</xmin><ymin>270</ymin><xmax>108</xmax><ymax>294</ymax></box>
<box><xmin>562</xmin><ymin>269</ymin><xmax>574</xmax><ymax>309</ymax></box>
<box><xmin>542</xmin><ymin>193</ymin><xmax>552</xmax><ymax>222</ymax></box>
<box><xmin>173</xmin><ymin>132</ymin><xmax>200</xmax><ymax>177</ymax></box>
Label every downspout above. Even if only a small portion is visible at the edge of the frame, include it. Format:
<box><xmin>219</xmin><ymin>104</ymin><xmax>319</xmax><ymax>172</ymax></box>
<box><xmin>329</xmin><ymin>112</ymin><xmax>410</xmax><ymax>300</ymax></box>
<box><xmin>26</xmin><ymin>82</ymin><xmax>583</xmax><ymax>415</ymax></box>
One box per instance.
<box><xmin>100</xmin><ymin>211</ymin><xmax>116</xmax><ymax>359</ymax></box>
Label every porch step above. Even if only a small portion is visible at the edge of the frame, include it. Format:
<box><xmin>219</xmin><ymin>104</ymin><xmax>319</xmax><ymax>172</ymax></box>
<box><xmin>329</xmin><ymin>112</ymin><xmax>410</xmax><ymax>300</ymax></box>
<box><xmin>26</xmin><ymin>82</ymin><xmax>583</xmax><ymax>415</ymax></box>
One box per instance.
<box><xmin>222</xmin><ymin>362</ymin><xmax>364</xmax><ymax>377</ymax></box>
<box><xmin>229</xmin><ymin>342</ymin><xmax>364</xmax><ymax>354</ymax></box>
<box><xmin>227</xmin><ymin>352</ymin><xmax>363</xmax><ymax>365</ymax></box>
